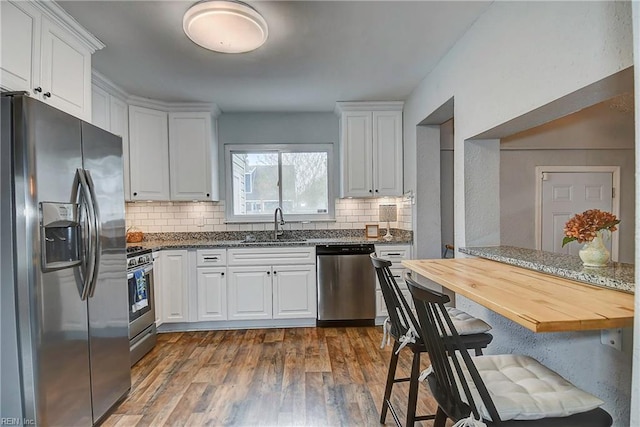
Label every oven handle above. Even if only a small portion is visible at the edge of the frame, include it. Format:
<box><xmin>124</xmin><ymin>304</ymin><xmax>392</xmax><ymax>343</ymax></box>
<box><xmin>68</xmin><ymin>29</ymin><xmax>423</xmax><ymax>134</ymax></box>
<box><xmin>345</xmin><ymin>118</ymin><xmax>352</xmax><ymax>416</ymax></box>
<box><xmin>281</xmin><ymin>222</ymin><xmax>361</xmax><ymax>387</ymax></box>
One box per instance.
<box><xmin>127</xmin><ymin>263</ymin><xmax>154</xmax><ymax>280</ymax></box>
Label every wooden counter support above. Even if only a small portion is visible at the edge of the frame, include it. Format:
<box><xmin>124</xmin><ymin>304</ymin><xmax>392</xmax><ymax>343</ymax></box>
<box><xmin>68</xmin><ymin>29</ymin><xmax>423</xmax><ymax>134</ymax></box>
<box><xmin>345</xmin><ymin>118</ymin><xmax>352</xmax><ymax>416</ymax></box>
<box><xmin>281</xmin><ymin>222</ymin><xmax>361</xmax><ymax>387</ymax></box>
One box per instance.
<box><xmin>402</xmin><ymin>258</ymin><xmax>634</xmax><ymax>333</ymax></box>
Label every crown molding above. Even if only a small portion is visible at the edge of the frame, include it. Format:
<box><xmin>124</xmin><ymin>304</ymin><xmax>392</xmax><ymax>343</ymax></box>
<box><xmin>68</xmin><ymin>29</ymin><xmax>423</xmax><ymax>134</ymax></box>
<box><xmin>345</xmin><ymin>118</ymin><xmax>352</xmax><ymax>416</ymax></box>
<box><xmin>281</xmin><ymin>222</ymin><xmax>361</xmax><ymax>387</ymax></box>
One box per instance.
<box><xmin>127</xmin><ymin>95</ymin><xmax>221</xmax><ymax>116</ymax></box>
<box><xmin>92</xmin><ymin>70</ymin><xmax>129</xmax><ymax>101</ymax></box>
<box><xmin>35</xmin><ymin>1</ymin><xmax>105</xmax><ymax>52</ymax></box>
<box><xmin>334</xmin><ymin>101</ymin><xmax>404</xmax><ymax>115</ymax></box>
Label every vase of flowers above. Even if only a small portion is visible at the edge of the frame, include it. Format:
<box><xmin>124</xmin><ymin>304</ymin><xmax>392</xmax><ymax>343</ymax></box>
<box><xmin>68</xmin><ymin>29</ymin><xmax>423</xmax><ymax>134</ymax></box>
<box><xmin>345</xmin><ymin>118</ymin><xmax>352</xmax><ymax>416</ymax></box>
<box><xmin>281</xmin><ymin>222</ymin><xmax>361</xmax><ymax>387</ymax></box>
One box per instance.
<box><xmin>562</xmin><ymin>209</ymin><xmax>619</xmax><ymax>267</ymax></box>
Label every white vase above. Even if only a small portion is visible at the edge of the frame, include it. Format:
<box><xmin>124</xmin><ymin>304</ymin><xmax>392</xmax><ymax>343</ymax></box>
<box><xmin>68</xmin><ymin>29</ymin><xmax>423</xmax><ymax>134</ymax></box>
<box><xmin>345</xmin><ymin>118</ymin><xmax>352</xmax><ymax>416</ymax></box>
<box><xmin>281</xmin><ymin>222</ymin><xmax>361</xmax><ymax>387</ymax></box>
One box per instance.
<box><xmin>578</xmin><ymin>231</ymin><xmax>610</xmax><ymax>267</ymax></box>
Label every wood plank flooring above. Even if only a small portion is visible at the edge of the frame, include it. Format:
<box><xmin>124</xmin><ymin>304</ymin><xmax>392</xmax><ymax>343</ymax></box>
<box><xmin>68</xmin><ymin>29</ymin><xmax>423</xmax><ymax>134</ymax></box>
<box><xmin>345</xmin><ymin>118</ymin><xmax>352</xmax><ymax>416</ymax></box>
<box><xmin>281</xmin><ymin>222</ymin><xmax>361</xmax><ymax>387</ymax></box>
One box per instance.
<box><xmin>102</xmin><ymin>327</ymin><xmax>445</xmax><ymax>426</ymax></box>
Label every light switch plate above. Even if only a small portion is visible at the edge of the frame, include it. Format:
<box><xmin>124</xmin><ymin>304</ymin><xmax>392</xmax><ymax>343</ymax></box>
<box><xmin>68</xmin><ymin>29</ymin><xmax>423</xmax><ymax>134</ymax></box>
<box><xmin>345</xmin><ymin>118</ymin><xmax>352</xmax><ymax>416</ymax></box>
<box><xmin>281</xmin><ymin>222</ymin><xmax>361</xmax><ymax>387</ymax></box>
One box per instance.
<box><xmin>196</xmin><ymin>215</ymin><xmax>204</xmax><ymax>227</ymax></box>
<box><xmin>601</xmin><ymin>328</ymin><xmax>622</xmax><ymax>351</ymax></box>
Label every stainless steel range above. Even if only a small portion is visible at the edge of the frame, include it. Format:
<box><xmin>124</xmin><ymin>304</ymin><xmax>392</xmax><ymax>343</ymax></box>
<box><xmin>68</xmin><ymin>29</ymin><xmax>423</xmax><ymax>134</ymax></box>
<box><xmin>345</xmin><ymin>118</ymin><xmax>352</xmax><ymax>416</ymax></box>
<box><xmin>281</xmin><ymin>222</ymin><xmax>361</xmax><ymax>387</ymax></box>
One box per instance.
<box><xmin>126</xmin><ymin>246</ymin><xmax>157</xmax><ymax>366</ymax></box>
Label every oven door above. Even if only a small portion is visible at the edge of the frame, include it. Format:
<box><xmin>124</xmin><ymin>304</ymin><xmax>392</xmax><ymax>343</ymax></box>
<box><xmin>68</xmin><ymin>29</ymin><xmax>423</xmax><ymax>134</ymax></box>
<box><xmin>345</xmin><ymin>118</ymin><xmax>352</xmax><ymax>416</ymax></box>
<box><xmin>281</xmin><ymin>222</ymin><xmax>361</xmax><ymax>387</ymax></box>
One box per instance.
<box><xmin>128</xmin><ymin>263</ymin><xmax>155</xmax><ymax>339</ymax></box>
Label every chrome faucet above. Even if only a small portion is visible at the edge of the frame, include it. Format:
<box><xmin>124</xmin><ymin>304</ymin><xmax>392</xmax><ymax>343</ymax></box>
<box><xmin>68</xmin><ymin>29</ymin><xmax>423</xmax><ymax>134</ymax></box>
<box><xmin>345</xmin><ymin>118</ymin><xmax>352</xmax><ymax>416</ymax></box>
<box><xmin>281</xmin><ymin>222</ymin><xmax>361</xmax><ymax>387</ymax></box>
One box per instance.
<box><xmin>274</xmin><ymin>207</ymin><xmax>285</xmax><ymax>240</ymax></box>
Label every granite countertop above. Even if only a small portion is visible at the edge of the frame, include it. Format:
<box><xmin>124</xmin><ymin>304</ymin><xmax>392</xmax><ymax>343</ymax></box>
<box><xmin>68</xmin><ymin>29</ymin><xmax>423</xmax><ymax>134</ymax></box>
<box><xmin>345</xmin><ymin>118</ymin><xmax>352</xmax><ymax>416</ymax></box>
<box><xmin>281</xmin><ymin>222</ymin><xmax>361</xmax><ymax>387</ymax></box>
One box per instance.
<box><xmin>129</xmin><ymin>229</ymin><xmax>413</xmax><ymax>252</ymax></box>
<box><xmin>459</xmin><ymin>245</ymin><xmax>634</xmax><ymax>294</ymax></box>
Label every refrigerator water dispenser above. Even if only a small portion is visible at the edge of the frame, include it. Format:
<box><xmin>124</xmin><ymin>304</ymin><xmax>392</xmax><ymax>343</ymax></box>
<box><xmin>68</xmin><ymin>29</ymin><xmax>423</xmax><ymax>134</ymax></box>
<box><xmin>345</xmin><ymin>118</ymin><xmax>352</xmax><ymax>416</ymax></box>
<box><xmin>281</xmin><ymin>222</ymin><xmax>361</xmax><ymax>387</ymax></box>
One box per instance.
<box><xmin>40</xmin><ymin>202</ymin><xmax>81</xmax><ymax>271</ymax></box>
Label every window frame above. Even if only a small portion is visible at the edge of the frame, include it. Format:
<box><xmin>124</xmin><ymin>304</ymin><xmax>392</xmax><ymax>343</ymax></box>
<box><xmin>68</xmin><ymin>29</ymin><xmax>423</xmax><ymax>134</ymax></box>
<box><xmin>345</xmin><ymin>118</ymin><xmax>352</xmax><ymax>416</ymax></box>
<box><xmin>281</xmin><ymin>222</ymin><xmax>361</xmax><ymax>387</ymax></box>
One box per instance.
<box><xmin>225</xmin><ymin>143</ymin><xmax>335</xmax><ymax>223</ymax></box>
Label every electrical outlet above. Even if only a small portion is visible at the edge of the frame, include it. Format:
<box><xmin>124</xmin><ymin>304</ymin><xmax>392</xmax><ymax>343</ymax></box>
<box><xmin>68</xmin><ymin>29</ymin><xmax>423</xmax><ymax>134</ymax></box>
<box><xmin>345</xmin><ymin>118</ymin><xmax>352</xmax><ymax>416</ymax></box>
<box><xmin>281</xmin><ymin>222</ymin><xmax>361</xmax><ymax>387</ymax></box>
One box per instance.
<box><xmin>196</xmin><ymin>215</ymin><xmax>204</xmax><ymax>227</ymax></box>
<box><xmin>601</xmin><ymin>328</ymin><xmax>622</xmax><ymax>351</ymax></box>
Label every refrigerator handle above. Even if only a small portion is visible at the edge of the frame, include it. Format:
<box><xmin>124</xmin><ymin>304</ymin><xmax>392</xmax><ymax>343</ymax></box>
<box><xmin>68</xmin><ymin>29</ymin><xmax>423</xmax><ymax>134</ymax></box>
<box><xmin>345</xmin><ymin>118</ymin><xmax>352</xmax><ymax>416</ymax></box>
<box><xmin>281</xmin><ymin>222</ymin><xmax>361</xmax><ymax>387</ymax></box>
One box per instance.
<box><xmin>84</xmin><ymin>169</ymin><xmax>102</xmax><ymax>298</ymax></box>
<box><xmin>73</xmin><ymin>169</ymin><xmax>97</xmax><ymax>301</ymax></box>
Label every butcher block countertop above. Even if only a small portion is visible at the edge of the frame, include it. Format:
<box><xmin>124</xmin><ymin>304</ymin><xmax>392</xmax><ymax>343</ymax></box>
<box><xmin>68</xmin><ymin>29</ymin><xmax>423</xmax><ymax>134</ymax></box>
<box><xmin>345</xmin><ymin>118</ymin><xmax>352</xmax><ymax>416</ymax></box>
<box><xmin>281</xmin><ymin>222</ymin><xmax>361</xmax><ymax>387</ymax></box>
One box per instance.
<box><xmin>402</xmin><ymin>258</ymin><xmax>634</xmax><ymax>333</ymax></box>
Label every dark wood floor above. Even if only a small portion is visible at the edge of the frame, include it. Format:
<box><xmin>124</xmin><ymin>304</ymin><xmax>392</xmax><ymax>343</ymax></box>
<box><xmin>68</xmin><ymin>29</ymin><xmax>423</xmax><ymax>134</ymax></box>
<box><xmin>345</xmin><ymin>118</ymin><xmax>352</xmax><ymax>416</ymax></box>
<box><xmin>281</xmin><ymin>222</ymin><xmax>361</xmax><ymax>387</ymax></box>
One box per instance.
<box><xmin>103</xmin><ymin>327</ymin><xmax>444</xmax><ymax>426</ymax></box>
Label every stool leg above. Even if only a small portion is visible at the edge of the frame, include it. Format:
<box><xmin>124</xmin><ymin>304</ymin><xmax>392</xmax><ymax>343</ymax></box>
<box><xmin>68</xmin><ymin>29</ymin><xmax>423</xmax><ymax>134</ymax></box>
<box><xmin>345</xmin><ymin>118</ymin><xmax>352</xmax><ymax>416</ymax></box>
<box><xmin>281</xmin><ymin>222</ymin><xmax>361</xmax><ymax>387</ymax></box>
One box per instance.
<box><xmin>380</xmin><ymin>341</ymin><xmax>401</xmax><ymax>423</ymax></box>
<box><xmin>475</xmin><ymin>346</ymin><xmax>483</xmax><ymax>356</ymax></box>
<box><xmin>406</xmin><ymin>351</ymin><xmax>421</xmax><ymax>426</ymax></box>
<box><xmin>434</xmin><ymin>407</ymin><xmax>447</xmax><ymax>427</ymax></box>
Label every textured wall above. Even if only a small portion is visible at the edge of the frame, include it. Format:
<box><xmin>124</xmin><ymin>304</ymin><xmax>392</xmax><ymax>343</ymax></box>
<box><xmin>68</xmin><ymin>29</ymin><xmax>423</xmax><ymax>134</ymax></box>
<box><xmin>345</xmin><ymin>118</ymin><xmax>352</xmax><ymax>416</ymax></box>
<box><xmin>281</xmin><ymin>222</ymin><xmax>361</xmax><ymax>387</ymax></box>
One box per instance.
<box><xmin>402</xmin><ymin>1</ymin><xmax>634</xmax><ymax>425</ymax></box>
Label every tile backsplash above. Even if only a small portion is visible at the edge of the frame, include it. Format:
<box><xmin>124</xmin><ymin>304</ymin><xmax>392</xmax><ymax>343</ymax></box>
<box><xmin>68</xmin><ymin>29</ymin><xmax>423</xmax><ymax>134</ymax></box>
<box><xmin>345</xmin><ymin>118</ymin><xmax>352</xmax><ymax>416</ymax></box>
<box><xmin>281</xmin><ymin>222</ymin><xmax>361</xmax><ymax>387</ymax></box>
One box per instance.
<box><xmin>125</xmin><ymin>197</ymin><xmax>412</xmax><ymax>233</ymax></box>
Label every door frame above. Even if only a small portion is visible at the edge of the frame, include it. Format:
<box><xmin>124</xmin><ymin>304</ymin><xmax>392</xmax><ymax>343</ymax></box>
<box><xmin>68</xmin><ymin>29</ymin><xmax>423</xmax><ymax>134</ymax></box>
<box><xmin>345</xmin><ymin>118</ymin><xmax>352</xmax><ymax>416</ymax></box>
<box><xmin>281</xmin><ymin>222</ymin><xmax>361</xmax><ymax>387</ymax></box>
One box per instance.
<box><xmin>534</xmin><ymin>165</ymin><xmax>620</xmax><ymax>261</ymax></box>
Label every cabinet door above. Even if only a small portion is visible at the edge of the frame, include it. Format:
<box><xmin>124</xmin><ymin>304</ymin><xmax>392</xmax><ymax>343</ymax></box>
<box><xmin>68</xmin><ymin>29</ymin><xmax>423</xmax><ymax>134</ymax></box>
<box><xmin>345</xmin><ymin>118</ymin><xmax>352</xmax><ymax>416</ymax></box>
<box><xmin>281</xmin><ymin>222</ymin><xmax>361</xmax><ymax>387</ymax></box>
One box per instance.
<box><xmin>196</xmin><ymin>267</ymin><xmax>227</xmax><ymax>321</ymax></box>
<box><xmin>227</xmin><ymin>266</ymin><xmax>272</xmax><ymax>320</ymax></box>
<box><xmin>272</xmin><ymin>265</ymin><xmax>317</xmax><ymax>319</ymax></box>
<box><xmin>373</xmin><ymin>111</ymin><xmax>403</xmax><ymax>196</ymax></box>
<box><xmin>169</xmin><ymin>112</ymin><xmax>213</xmax><ymax>201</ymax></box>
<box><xmin>341</xmin><ymin>111</ymin><xmax>373</xmax><ymax>197</ymax></box>
<box><xmin>129</xmin><ymin>106</ymin><xmax>170</xmax><ymax>200</ymax></box>
<box><xmin>160</xmin><ymin>250</ymin><xmax>189</xmax><ymax>323</ymax></box>
<box><xmin>110</xmin><ymin>97</ymin><xmax>131</xmax><ymax>200</ymax></box>
<box><xmin>91</xmin><ymin>85</ymin><xmax>110</xmax><ymax>130</ymax></box>
<box><xmin>40</xmin><ymin>16</ymin><xmax>91</xmax><ymax>121</ymax></box>
<box><xmin>0</xmin><ymin>1</ymin><xmax>40</xmax><ymax>93</ymax></box>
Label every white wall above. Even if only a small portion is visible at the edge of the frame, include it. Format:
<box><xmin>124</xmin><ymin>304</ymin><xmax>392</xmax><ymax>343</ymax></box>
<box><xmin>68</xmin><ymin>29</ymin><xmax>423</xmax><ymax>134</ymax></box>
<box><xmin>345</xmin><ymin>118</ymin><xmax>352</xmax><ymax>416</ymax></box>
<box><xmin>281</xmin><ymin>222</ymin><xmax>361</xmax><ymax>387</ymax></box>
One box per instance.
<box><xmin>403</xmin><ymin>1</ymin><xmax>634</xmax><ymax>425</ymax></box>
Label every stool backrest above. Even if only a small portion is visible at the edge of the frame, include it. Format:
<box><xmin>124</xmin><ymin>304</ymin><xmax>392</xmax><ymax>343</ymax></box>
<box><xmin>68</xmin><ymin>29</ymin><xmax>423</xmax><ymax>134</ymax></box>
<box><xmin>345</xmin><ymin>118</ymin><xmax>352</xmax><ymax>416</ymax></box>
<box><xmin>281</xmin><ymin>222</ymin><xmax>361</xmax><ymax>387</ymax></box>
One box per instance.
<box><xmin>405</xmin><ymin>275</ymin><xmax>502</xmax><ymax>424</ymax></box>
<box><xmin>370</xmin><ymin>254</ymin><xmax>421</xmax><ymax>343</ymax></box>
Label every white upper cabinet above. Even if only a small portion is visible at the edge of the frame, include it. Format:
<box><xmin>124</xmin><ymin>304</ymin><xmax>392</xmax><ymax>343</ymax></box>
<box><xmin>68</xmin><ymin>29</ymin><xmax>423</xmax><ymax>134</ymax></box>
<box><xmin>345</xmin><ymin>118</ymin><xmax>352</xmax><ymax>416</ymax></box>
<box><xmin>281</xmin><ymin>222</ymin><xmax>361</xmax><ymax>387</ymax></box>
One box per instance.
<box><xmin>39</xmin><ymin>16</ymin><xmax>91</xmax><ymax>121</ymax></box>
<box><xmin>169</xmin><ymin>112</ymin><xmax>215</xmax><ymax>201</ymax></box>
<box><xmin>127</xmin><ymin>103</ymin><xmax>218</xmax><ymax>202</ymax></box>
<box><xmin>0</xmin><ymin>1</ymin><xmax>103</xmax><ymax>121</ymax></box>
<box><xmin>91</xmin><ymin>74</ymin><xmax>131</xmax><ymax>199</ymax></box>
<box><xmin>336</xmin><ymin>102</ymin><xmax>404</xmax><ymax>198</ymax></box>
<box><xmin>129</xmin><ymin>106</ymin><xmax>170</xmax><ymax>200</ymax></box>
<box><xmin>0</xmin><ymin>1</ymin><xmax>40</xmax><ymax>93</ymax></box>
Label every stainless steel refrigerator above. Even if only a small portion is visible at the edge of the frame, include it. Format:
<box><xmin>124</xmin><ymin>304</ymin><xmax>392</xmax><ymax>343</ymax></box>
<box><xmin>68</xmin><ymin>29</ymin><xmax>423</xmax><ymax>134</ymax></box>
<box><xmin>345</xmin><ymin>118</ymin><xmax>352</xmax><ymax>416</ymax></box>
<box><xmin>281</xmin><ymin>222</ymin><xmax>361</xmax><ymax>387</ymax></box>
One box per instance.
<box><xmin>1</xmin><ymin>93</ymin><xmax>131</xmax><ymax>426</ymax></box>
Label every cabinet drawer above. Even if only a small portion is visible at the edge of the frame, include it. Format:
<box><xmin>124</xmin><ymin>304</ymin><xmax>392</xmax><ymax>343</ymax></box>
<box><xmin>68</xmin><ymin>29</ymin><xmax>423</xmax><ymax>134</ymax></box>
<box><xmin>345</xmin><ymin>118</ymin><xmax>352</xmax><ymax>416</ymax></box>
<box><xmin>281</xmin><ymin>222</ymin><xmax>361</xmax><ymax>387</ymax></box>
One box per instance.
<box><xmin>196</xmin><ymin>249</ymin><xmax>227</xmax><ymax>266</ymax></box>
<box><xmin>228</xmin><ymin>247</ymin><xmax>314</xmax><ymax>266</ymax></box>
<box><xmin>375</xmin><ymin>267</ymin><xmax>407</xmax><ymax>290</ymax></box>
<box><xmin>377</xmin><ymin>245</ymin><xmax>410</xmax><ymax>262</ymax></box>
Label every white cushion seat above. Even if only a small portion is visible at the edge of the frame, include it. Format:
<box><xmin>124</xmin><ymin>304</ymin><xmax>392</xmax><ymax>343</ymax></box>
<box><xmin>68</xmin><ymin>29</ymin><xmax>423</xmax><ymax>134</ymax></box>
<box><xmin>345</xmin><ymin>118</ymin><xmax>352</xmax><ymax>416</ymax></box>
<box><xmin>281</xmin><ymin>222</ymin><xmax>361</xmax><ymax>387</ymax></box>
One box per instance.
<box><xmin>446</xmin><ymin>306</ymin><xmax>492</xmax><ymax>336</ymax></box>
<box><xmin>457</xmin><ymin>354</ymin><xmax>604</xmax><ymax>421</ymax></box>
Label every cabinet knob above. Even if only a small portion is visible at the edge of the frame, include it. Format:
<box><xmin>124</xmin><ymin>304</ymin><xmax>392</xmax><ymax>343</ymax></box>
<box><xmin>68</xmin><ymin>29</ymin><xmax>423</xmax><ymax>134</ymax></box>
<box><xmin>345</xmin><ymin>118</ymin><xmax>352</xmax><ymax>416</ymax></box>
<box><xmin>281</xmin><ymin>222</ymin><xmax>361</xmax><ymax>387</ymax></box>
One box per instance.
<box><xmin>206</xmin><ymin>193</ymin><xmax>210</xmax><ymax>197</ymax></box>
<box><xmin>273</xmin><ymin>271</ymin><xmax>277</xmax><ymax>275</ymax></box>
<box><xmin>221</xmin><ymin>272</ymin><xmax>225</xmax><ymax>276</ymax></box>
<box><xmin>33</xmin><ymin>87</ymin><xmax>42</xmax><ymax>93</ymax></box>
<box><xmin>369</xmin><ymin>189</ymin><xmax>373</xmax><ymax>193</ymax></box>
<box><xmin>133</xmin><ymin>192</ymin><xmax>138</xmax><ymax>196</ymax></box>
<box><xmin>43</xmin><ymin>92</ymin><xmax>51</xmax><ymax>98</ymax></box>
<box><xmin>375</xmin><ymin>189</ymin><xmax>379</xmax><ymax>193</ymax></box>
<box><xmin>267</xmin><ymin>271</ymin><xmax>270</xmax><ymax>275</ymax></box>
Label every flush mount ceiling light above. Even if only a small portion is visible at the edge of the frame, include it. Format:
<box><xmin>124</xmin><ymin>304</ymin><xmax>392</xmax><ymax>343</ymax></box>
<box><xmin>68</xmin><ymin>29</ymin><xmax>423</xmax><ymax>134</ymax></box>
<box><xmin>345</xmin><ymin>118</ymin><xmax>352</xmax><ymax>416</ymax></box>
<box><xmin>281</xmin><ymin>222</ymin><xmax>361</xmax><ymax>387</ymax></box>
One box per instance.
<box><xmin>183</xmin><ymin>0</ymin><xmax>268</xmax><ymax>53</ymax></box>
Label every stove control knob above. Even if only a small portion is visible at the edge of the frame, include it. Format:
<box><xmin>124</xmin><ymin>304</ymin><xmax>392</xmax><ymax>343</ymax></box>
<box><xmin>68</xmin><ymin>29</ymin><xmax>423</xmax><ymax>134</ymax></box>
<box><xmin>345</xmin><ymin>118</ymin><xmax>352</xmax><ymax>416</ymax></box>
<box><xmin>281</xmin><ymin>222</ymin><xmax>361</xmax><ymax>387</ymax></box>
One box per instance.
<box><xmin>138</xmin><ymin>256</ymin><xmax>146</xmax><ymax>264</ymax></box>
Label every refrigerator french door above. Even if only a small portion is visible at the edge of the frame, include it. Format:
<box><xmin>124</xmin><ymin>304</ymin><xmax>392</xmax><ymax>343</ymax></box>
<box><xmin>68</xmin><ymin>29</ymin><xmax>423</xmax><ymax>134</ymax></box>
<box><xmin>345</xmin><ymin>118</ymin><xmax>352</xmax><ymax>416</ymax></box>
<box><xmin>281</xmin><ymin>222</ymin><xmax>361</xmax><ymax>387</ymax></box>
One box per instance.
<box><xmin>1</xmin><ymin>94</ymin><xmax>130</xmax><ymax>426</ymax></box>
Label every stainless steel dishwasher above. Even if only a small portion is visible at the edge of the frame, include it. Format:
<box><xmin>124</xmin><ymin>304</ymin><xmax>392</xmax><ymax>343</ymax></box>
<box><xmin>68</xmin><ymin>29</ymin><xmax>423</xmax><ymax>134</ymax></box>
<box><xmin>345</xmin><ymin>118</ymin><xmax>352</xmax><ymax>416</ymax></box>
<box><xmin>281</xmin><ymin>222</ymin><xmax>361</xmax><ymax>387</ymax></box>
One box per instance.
<box><xmin>316</xmin><ymin>244</ymin><xmax>376</xmax><ymax>326</ymax></box>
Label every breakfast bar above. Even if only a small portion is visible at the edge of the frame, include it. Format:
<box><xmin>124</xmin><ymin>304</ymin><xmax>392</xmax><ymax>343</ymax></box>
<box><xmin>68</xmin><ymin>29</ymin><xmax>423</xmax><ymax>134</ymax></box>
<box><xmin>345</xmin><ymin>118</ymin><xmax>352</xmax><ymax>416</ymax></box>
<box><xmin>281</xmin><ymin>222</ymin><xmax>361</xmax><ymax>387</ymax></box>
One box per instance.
<box><xmin>402</xmin><ymin>257</ymin><xmax>635</xmax><ymax>333</ymax></box>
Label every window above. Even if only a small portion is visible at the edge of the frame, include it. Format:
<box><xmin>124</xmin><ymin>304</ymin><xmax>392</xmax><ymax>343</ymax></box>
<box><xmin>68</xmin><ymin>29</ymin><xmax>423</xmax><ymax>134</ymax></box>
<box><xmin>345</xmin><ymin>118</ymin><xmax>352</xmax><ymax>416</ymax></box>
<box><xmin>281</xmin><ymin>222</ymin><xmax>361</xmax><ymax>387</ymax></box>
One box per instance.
<box><xmin>225</xmin><ymin>144</ymin><xmax>334</xmax><ymax>221</ymax></box>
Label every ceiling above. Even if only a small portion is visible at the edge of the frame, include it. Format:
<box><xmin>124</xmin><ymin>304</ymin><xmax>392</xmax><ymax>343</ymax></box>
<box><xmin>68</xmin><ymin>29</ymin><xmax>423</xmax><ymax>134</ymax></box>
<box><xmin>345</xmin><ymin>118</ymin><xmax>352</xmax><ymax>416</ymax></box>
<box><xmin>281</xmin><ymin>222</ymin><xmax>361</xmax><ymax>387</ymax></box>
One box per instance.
<box><xmin>59</xmin><ymin>1</ymin><xmax>492</xmax><ymax>113</ymax></box>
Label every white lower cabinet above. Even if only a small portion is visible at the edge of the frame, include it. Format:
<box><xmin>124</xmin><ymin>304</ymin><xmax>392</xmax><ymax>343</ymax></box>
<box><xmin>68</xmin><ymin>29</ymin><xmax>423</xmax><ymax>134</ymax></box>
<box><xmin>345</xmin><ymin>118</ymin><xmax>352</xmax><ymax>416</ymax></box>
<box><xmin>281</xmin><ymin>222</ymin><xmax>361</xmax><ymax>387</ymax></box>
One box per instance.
<box><xmin>159</xmin><ymin>250</ymin><xmax>189</xmax><ymax>323</ymax></box>
<box><xmin>375</xmin><ymin>244</ymin><xmax>412</xmax><ymax>318</ymax></box>
<box><xmin>227</xmin><ymin>266</ymin><xmax>272</xmax><ymax>320</ymax></box>
<box><xmin>227</xmin><ymin>247</ymin><xmax>317</xmax><ymax>322</ymax></box>
<box><xmin>272</xmin><ymin>265</ymin><xmax>316</xmax><ymax>319</ymax></box>
<box><xmin>156</xmin><ymin>246</ymin><xmax>318</xmax><ymax>329</ymax></box>
<box><xmin>196</xmin><ymin>267</ymin><xmax>227</xmax><ymax>321</ymax></box>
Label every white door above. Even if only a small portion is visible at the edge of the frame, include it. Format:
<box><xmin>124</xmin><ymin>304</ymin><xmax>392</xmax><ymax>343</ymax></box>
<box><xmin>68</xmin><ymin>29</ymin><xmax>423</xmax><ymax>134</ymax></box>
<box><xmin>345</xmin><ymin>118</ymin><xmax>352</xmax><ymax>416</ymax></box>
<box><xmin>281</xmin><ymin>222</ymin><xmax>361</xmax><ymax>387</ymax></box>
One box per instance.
<box><xmin>196</xmin><ymin>267</ymin><xmax>227</xmax><ymax>321</ymax></box>
<box><xmin>0</xmin><ymin>1</ymin><xmax>40</xmax><ymax>93</ymax></box>
<box><xmin>40</xmin><ymin>17</ymin><xmax>91</xmax><ymax>120</ymax></box>
<box><xmin>373</xmin><ymin>110</ymin><xmax>403</xmax><ymax>196</ymax></box>
<box><xmin>129</xmin><ymin>106</ymin><xmax>170</xmax><ymax>200</ymax></box>
<box><xmin>169</xmin><ymin>112</ymin><xmax>213</xmax><ymax>201</ymax></box>
<box><xmin>541</xmin><ymin>172</ymin><xmax>613</xmax><ymax>256</ymax></box>
<box><xmin>272</xmin><ymin>265</ymin><xmax>316</xmax><ymax>319</ymax></box>
<box><xmin>160</xmin><ymin>250</ymin><xmax>189</xmax><ymax>323</ymax></box>
<box><xmin>227</xmin><ymin>266</ymin><xmax>272</xmax><ymax>320</ymax></box>
<box><xmin>341</xmin><ymin>111</ymin><xmax>373</xmax><ymax>197</ymax></box>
